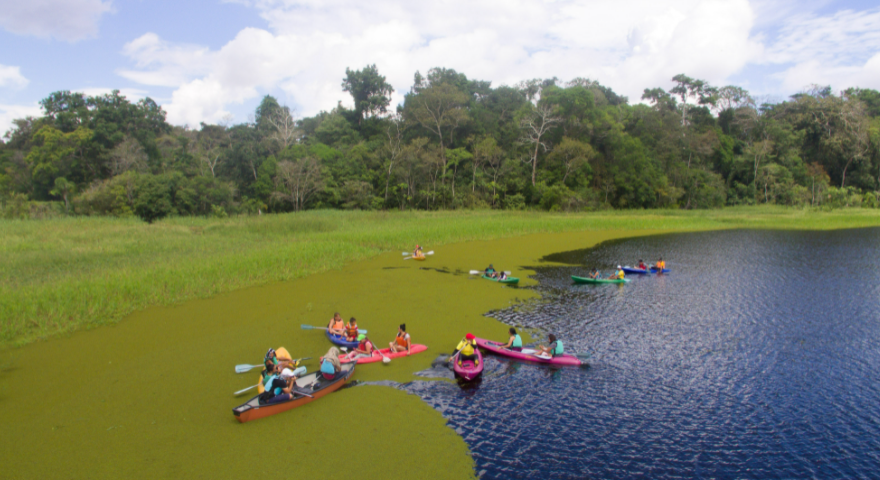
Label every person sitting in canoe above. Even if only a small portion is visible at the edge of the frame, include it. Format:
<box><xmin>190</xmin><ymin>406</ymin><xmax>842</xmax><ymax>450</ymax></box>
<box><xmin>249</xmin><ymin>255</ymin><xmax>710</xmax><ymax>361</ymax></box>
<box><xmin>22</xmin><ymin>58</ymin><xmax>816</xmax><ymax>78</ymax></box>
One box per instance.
<box><xmin>319</xmin><ymin>347</ymin><xmax>342</xmax><ymax>379</ymax></box>
<box><xmin>413</xmin><ymin>245</ymin><xmax>424</xmax><ymax>258</ymax></box>
<box><xmin>501</xmin><ymin>327</ymin><xmax>523</xmax><ymax>351</ymax></box>
<box><xmin>637</xmin><ymin>259</ymin><xmax>647</xmax><ymax>270</ymax></box>
<box><xmin>498</xmin><ymin>271</ymin><xmax>508</xmax><ymax>281</ymax></box>
<box><xmin>534</xmin><ymin>334</ymin><xmax>563</xmax><ymax>359</ymax></box>
<box><xmin>344</xmin><ymin>318</ymin><xmax>359</xmax><ymax>342</ymax></box>
<box><xmin>344</xmin><ymin>334</ymin><xmax>374</xmax><ymax>361</ymax></box>
<box><xmin>389</xmin><ymin>323</ymin><xmax>411</xmax><ymax>355</ymax></box>
<box><xmin>653</xmin><ymin>257</ymin><xmax>666</xmax><ymax>271</ymax></box>
<box><xmin>328</xmin><ymin>312</ymin><xmax>346</xmax><ymax>336</ymax></box>
<box><xmin>260</xmin><ymin>362</ymin><xmax>299</xmax><ymax>404</ymax></box>
<box><xmin>588</xmin><ymin>269</ymin><xmax>600</xmax><ymax>279</ymax></box>
<box><xmin>450</xmin><ymin>333</ymin><xmax>480</xmax><ymax>367</ymax></box>
<box><xmin>608</xmin><ymin>265</ymin><xmax>625</xmax><ymax>280</ymax></box>
<box><xmin>265</xmin><ymin>348</ymin><xmax>293</xmax><ymax>369</ymax></box>
<box><xmin>485</xmin><ymin>264</ymin><xmax>497</xmax><ymax>278</ymax></box>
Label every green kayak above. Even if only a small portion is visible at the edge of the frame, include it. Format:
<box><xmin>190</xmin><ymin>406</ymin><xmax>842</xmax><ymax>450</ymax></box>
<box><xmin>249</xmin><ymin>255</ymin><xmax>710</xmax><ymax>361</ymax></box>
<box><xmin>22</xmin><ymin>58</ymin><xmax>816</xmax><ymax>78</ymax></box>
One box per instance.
<box><xmin>482</xmin><ymin>274</ymin><xmax>519</xmax><ymax>285</ymax></box>
<box><xmin>571</xmin><ymin>275</ymin><xmax>630</xmax><ymax>284</ymax></box>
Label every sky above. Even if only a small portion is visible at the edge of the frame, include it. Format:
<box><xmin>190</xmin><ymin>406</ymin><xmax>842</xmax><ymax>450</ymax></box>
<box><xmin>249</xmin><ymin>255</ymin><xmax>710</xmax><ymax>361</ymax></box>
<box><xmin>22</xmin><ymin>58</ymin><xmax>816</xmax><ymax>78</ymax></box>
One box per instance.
<box><xmin>1</xmin><ymin>0</ymin><xmax>879</xmax><ymax>136</ymax></box>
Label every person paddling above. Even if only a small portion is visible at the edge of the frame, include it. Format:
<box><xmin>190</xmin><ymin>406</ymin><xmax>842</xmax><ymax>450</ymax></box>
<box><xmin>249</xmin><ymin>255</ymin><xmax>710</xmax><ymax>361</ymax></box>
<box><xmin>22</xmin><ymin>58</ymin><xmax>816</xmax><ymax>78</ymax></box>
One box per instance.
<box><xmin>328</xmin><ymin>312</ymin><xmax>345</xmax><ymax>336</ymax></box>
<box><xmin>389</xmin><ymin>323</ymin><xmax>411</xmax><ymax>355</ymax></box>
<box><xmin>450</xmin><ymin>333</ymin><xmax>480</xmax><ymax>367</ymax></box>
<box><xmin>534</xmin><ymin>334</ymin><xmax>563</xmax><ymax>359</ymax></box>
<box><xmin>587</xmin><ymin>269</ymin><xmax>600</xmax><ymax>279</ymax></box>
<box><xmin>485</xmin><ymin>264</ymin><xmax>497</xmax><ymax>279</ymax></box>
<box><xmin>501</xmin><ymin>327</ymin><xmax>523</xmax><ymax>351</ymax></box>
<box><xmin>260</xmin><ymin>363</ymin><xmax>299</xmax><ymax>404</ymax></box>
<box><xmin>413</xmin><ymin>245</ymin><xmax>424</xmax><ymax>258</ymax></box>
<box><xmin>344</xmin><ymin>318</ymin><xmax>359</xmax><ymax>342</ymax></box>
<box><xmin>608</xmin><ymin>265</ymin><xmax>625</xmax><ymax>280</ymax></box>
<box><xmin>637</xmin><ymin>259</ymin><xmax>647</xmax><ymax>270</ymax></box>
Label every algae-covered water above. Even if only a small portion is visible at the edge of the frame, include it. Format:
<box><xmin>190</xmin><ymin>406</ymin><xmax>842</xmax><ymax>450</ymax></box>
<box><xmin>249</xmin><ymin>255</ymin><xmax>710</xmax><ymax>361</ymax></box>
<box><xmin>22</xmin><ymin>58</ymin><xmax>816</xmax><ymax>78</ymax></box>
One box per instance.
<box><xmin>0</xmin><ymin>229</ymin><xmax>638</xmax><ymax>479</ymax></box>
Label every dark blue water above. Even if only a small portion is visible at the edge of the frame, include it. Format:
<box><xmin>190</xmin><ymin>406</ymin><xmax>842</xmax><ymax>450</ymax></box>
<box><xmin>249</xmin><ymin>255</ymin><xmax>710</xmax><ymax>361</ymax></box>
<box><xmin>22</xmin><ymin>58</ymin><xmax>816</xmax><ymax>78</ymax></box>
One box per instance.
<box><xmin>405</xmin><ymin>228</ymin><xmax>880</xmax><ymax>479</ymax></box>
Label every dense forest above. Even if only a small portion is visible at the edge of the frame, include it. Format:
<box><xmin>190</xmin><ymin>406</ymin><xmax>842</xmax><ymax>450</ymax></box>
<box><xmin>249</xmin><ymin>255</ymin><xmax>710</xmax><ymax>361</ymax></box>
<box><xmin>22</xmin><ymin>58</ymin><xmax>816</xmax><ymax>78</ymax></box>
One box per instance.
<box><xmin>2</xmin><ymin>66</ymin><xmax>880</xmax><ymax>221</ymax></box>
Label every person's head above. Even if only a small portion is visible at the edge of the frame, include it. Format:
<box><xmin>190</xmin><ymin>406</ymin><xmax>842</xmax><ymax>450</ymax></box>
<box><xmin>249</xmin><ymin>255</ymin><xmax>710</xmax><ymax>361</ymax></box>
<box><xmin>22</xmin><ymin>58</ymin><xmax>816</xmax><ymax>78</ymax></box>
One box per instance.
<box><xmin>357</xmin><ymin>334</ymin><xmax>366</xmax><ymax>342</ymax></box>
<box><xmin>509</xmin><ymin>327</ymin><xmax>517</xmax><ymax>335</ymax></box>
<box><xmin>617</xmin><ymin>265</ymin><xmax>622</xmax><ymax>270</ymax></box>
<box><xmin>638</xmin><ymin>259</ymin><xmax>643</xmax><ymax>263</ymax></box>
<box><xmin>548</xmin><ymin>333</ymin><xmax>557</xmax><ymax>343</ymax></box>
<box><xmin>489</xmin><ymin>264</ymin><xmax>494</xmax><ymax>268</ymax></box>
<box><xmin>334</xmin><ymin>312</ymin><xmax>341</xmax><ymax>320</ymax></box>
<box><xmin>265</xmin><ymin>348</ymin><xmax>276</xmax><ymax>362</ymax></box>
<box><xmin>399</xmin><ymin>323</ymin><xmax>406</xmax><ymax>333</ymax></box>
<box><xmin>659</xmin><ymin>257</ymin><xmax>663</xmax><ymax>261</ymax></box>
<box><xmin>349</xmin><ymin>317</ymin><xmax>357</xmax><ymax>325</ymax></box>
<box><xmin>265</xmin><ymin>360</ymin><xmax>274</xmax><ymax>372</ymax></box>
<box><xmin>466</xmin><ymin>332</ymin><xmax>475</xmax><ymax>341</ymax></box>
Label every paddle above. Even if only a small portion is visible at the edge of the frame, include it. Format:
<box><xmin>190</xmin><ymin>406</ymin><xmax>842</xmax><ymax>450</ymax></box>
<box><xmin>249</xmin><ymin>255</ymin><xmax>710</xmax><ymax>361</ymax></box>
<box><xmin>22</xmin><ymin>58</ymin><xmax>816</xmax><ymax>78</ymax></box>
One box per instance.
<box><xmin>235</xmin><ymin>357</ymin><xmax>311</xmax><ymax>374</ymax></box>
<box><xmin>469</xmin><ymin>270</ymin><xmax>512</xmax><ymax>275</ymax></box>
<box><xmin>374</xmin><ymin>347</ymin><xmax>391</xmax><ymax>364</ymax></box>
<box><xmin>402</xmin><ymin>250</ymin><xmax>434</xmax><ymax>256</ymax></box>
<box><xmin>300</xmin><ymin>324</ymin><xmax>367</xmax><ymax>334</ymax></box>
<box><xmin>234</xmin><ymin>384</ymin><xmax>260</xmax><ymax>395</ymax></box>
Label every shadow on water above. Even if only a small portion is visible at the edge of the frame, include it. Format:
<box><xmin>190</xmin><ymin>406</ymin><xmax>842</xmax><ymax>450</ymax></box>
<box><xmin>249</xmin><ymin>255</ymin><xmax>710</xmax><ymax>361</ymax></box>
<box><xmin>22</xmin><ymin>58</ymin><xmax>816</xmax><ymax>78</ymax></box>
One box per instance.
<box><xmin>403</xmin><ymin>228</ymin><xmax>880</xmax><ymax>479</ymax></box>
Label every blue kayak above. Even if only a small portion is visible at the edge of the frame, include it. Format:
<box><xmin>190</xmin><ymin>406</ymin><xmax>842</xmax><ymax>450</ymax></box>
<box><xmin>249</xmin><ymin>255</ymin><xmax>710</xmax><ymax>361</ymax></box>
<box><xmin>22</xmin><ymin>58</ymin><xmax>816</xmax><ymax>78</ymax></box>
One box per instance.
<box><xmin>622</xmin><ymin>266</ymin><xmax>670</xmax><ymax>274</ymax></box>
<box><xmin>326</xmin><ymin>330</ymin><xmax>359</xmax><ymax>349</ymax></box>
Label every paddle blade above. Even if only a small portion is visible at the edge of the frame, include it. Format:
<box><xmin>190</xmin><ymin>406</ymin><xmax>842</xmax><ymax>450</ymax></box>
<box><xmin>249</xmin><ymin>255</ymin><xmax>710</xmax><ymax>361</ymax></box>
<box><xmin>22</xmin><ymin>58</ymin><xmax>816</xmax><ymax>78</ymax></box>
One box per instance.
<box><xmin>402</xmin><ymin>252</ymin><xmax>409</xmax><ymax>255</ymax></box>
<box><xmin>357</xmin><ymin>329</ymin><xmax>368</xmax><ymax>334</ymax></box>
<box><xmin>403</xmin><ymin>256</ymin><xmax>412</xmax><ymax>260</ymax></box>
<box><xmin>426</xmin><ymin>251</ymin><xmax>434</xmax><ymax>255</ymax></box>
<box><xmin>469</xmin><ymin>270</ymin><xmax>481</xmax><ymax>275</ymax></box>
<box><xmin>235</xmin><ymin>364</ymin><xmax>260</xmax><ymax>373</ymax></box>
<box><xmin>300</xmin><ymin>324</ymin><xmax>315</xmax><ymax>330</ymax></box>
<box><xmin>383</xmin><ymin>356</ymin><xmax>391</xmax><ymax>364</ymax></box>
<box><xmin>234</xmin><ymin>384</ymin><xmax>258</xmax><ymax>396</ymax></box>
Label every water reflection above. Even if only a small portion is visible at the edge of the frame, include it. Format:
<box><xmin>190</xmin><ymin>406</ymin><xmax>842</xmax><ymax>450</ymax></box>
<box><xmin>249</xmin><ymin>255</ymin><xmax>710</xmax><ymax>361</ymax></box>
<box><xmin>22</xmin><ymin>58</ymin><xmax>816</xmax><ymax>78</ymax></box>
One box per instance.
<box><xmin>405</xmin><ymin>228</ymin><xmax>880</xmax><ymax>479</ymax></box>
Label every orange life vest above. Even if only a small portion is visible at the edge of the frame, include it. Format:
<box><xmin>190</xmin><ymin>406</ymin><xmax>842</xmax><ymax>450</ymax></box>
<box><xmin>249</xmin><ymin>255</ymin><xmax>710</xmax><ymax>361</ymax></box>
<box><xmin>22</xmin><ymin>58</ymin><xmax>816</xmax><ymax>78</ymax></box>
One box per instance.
<box><xmin>395</xmin><ymin>333</ymin><xmax>409</xmax><ymax>347</ymax></box>
<box><xmin>346</xmin><ymin>324</ymin><xmax>358</xmax><ymax>337</ymax></box>
<box><xmin>331</xmin><ymin>319</ymin><xmax>345</xmax><ymax>331</ymax></box>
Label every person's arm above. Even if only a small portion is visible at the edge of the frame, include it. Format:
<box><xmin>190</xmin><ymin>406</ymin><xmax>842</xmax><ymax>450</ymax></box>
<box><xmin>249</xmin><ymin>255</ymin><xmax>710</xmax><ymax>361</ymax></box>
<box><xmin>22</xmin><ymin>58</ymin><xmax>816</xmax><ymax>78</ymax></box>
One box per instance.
<box><xmin>406</xmin><ymin>335</ymin><xmax>411</xmax><ymax>355</ymax></box>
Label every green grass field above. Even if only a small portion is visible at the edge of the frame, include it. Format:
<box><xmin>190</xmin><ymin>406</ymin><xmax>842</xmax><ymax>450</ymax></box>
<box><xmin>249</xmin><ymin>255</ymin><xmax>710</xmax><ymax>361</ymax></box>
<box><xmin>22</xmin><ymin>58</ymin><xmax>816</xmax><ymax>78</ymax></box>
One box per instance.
<box><xmin>3</xmin><ymin>206</ymin><xmax>879</xmax><ymax>348</ymax></box>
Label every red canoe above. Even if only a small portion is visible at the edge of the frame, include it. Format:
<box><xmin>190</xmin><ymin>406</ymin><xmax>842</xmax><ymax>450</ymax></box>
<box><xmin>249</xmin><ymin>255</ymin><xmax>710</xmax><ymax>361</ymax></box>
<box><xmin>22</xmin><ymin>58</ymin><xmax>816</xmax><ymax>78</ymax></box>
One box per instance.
<box><xmin>475</xmin><ymin>337</ymin><xmax>583</xmax><ymax>366</ymax></box>
<box><xmin>339</xmin><ymin>344</ymin><xmax>428</xmax><ymax>364</ymax></box>
<box><xmin>453</xmin><ymin>347</ymin><xmax>484</xmax><ymax>381</ymax></box>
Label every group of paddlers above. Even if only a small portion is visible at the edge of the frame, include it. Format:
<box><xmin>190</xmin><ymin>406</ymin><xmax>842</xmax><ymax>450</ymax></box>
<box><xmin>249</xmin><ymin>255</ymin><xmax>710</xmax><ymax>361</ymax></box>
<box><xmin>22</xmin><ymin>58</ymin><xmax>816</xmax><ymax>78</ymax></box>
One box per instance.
<box><xmin>327</xmin><ymin>312</ymin><xmax>413</xmax><ymax>359</ymax></box>
<box><xmin>449</xmin><ymin>327</ymin><xmax>564</xmax><ymax>366</ymax></box>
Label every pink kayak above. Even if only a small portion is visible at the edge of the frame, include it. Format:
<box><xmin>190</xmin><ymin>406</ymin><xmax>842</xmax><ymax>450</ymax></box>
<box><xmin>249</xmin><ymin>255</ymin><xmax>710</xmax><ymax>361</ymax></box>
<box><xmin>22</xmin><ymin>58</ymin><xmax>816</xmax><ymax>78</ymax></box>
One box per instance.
<box><xmin>453</xmin><ymin>348</ymin><xmax>484</xmax><ymax>381</ymax></box>
<box><xmin>339</xmin><ymin>344</ymin><xmax>428</xmax><ymax>364</ymax></box>
<box><xmin>475</xmin><ymin>338</ymin><xmax>583</xmax><ymax>366</ymax></box>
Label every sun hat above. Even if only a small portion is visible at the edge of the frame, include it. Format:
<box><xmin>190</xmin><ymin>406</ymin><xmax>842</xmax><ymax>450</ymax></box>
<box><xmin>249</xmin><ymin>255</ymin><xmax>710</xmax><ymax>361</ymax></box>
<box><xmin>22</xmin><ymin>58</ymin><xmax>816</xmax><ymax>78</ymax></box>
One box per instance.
<box><xmin>357</xmin><ymin>334</ymin><xmax>366</xmax><ymax>341</ymax></box>
<box><xmin>466</xmin><ymin>333</ymin><xmax>475</xmax><ymax>340</ymax></box>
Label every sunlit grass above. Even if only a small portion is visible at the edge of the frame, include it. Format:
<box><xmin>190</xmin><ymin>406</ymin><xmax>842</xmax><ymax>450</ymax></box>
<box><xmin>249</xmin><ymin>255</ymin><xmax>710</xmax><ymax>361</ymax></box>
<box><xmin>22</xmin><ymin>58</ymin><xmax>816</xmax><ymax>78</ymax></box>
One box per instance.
<box><xmin>2</xmin><ymin>206</ymin><xmax>879</xmax><ymax>347</ymax></box>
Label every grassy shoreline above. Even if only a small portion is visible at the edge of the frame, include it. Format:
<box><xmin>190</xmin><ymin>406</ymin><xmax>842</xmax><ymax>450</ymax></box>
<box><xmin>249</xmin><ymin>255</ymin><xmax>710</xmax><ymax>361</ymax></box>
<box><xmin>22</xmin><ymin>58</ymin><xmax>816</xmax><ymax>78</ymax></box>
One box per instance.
<box><xmin>3</xmin><ymin>206</ymin><xmax>880</xmax><ymax>348</ymax></box>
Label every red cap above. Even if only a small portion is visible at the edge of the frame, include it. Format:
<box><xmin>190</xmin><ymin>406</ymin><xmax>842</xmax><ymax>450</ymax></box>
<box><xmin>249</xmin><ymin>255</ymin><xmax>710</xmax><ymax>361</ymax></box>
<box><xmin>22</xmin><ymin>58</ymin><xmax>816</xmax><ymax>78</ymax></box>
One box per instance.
<box><xmin>466</xmin><ymin>333</ymin><xmax>475</xmax><ymax>340</ymax></box>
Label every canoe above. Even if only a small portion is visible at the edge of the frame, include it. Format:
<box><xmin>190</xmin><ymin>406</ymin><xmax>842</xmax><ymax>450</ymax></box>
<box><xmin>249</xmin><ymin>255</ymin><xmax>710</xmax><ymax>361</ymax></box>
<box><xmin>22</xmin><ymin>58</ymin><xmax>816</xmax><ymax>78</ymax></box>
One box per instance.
<box><xmin>453</xmin><ymin>348</ymin><xmax>484</xmax><ymax>381</ymax></box>
<box><xmin>233</xmin><ymin>362</ymin><xmax>355</xmax><ymax>423</ymax></box>
<box><xmin>338</xmin><ymin>344</ymin><xmax>428</xmax><ymax>364</ymax></box>
<box><xmin>481</xmin><ymin>274</ymin><xmax>519</xmax><ymax>285</ymax></box>
<box><xmin>622</xmin><ymin>266</ymin><xmax>670</xmax><ymax>274</ymax></box>
<box><xmin>475</xmin><ymin>338</ymin><xmax>582</xmax><ymax>366</ymax></box>
<box><xmin>412</xmin><ymin>254</ymin><xmax>426</xmax><ymax>261</ymax></box>
<box><xmin>326</xmin><ymin>330</ymin><xmax>359</xmax><ymax>349</ymax></box>
<box><xmin>571</xmin><ymin>275</ymin><xmax>630</xmax><ymax>284</ymax></box>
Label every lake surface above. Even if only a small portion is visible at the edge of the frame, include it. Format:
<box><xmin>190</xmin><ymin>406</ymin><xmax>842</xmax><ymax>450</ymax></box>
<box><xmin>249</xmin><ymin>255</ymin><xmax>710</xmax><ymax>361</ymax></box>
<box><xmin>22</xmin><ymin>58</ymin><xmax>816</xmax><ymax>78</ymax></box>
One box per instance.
<box><xmin>405</xmin><ymin>228</ymin><xmax>880</xmax><ymax>479</ymax></box>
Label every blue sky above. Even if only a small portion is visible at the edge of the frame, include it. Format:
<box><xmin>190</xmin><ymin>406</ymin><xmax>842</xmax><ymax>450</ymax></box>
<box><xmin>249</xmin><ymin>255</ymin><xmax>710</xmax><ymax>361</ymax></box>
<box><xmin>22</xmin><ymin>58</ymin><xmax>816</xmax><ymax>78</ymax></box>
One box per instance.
<box><xmin>1</xmin><ymin>0</ymin><xmax>879</xmax><ymax>135</ymax></box>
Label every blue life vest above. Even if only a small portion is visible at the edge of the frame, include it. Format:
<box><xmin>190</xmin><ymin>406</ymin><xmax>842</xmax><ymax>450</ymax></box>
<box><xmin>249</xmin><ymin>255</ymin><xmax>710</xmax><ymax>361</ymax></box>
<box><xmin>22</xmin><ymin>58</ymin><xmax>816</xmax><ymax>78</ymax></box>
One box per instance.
<box><xmin>320</xmin><ymin>359</ymin><xmax>336</xmax><ymax>375</ymax></box>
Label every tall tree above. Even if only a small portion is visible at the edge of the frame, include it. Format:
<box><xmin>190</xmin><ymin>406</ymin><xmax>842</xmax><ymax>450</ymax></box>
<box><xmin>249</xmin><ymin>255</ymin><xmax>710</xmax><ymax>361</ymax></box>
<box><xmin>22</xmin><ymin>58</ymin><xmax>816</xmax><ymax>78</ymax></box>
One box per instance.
<box><xmin>342</xmin><ymin>64</ymin><xmax>394</xmax><ymax>124</ymax></box>
<box><xmin>518</xmin><ymin>104</ymin><xmax>561</xmax><ymax>186</ymax></box>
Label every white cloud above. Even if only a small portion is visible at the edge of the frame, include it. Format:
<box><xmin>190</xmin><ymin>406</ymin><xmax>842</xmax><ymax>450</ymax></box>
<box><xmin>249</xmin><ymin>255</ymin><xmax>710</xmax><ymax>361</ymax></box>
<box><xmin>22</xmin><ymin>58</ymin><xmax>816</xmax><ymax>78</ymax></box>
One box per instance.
<box><xmin>763</xmin><ymin>7</ymin><xmax>880</xmax><ymax>92</ymax></box>
<box><xmin>119</xmin><ymin>0</ymin><xmax>880</xmax><ymax>126</ymax></box>
<box><xmin>0</xmin><ymin>0</ymin><xmax>113</xmax><ymax>42</ymax></box>
<box><xmin>0</xmin><ymin>65</ymin><xmax>29</xmax><ymax>89</ymax></box>
<box><xmin>0</xmin><ymin>103</ymin><xmax>43</xmax><ymax>139</ymax></box>
<box><xmin>123</xmin><ymin>0</ymin><xmax>761</xmax><ymax>126</ymax></box>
